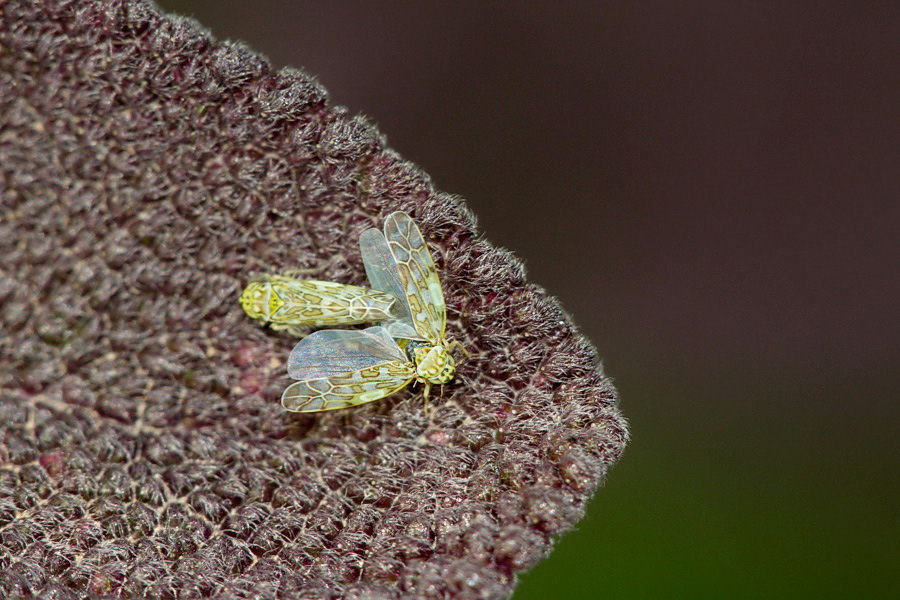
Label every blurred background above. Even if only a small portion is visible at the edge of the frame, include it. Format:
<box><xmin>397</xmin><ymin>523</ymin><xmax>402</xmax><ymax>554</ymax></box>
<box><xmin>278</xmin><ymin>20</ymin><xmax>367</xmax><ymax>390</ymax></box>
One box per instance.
<box><xmin>157</xmin><ymin>2</ymin><xmax>899</xmax><ymax>597</ymax></box>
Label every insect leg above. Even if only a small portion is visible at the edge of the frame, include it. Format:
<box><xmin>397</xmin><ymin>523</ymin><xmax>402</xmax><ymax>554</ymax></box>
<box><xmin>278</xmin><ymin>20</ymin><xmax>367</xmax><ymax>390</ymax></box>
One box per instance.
<box><xmin>422</xmin><ymin>380</ymin><xmax>432</xmax><ymax>414</ymax></box>
<box><xmin>281</xmin><ymin>326</ymin><xmax>313</xmax><ymax>338</ymax></box>
<box><xmin>448</xmin><ymin>339</ymin><xmax>474</xmax><ymax>359</ymax></box>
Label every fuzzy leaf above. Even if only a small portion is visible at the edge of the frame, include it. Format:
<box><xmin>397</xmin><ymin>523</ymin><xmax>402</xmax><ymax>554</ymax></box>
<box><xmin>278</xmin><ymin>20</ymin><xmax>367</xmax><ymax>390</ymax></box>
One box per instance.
<box><xmin>0</xmin><ymin>1</ymin><xmax>627</xmax><ymax>598</ymax></box>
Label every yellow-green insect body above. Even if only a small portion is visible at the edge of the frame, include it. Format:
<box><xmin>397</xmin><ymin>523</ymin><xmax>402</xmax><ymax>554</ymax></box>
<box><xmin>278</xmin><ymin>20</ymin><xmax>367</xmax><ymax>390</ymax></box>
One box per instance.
<box><xmin>409</xmin><ymin>341</ymin><xmax>456</xmax><ymax>385</ymax></box>
<box><xmin>240</xmin><ymin>275</ymin><xmax>399</xmax><ymax>333</ymax></box>
<box><xmin>281</xmin><ymin>212</ymin><xmax>467</xmax><ymax>412</ymax></box>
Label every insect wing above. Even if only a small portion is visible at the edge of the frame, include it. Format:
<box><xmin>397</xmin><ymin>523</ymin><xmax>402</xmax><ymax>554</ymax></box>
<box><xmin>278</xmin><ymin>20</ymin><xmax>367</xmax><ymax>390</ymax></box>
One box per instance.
<box><xmin>282</xmin><ymin>326</ymin><xmax>415</xmax><ymax>412</ymax></box>
<box><xmin>242</xmin><ymin>276</ymin><xmax>398</xmax><ymax>330</ymax></box>
<box><xmin>359</xmin><ymin>227</ymin><xmax>423</xmax><ymax>341</ymax></box>
<box><xmin>287</xmin><ymin>326</ymin><xmax>404</xmax><ymax>379</ymax></box>
<box><xmin>281</xmin><ymin>363</ymin><xmax>415</xmax><ymax>412</ymax></box>
<box><xmin>273</xmin><ymin>278</ymin><xmax>398</xmax><ymax>326</ymax></box>
<box><xmin>383</xmin><ymin>211</ymin><xmax>447</xmax><ymax>343</ymax></box>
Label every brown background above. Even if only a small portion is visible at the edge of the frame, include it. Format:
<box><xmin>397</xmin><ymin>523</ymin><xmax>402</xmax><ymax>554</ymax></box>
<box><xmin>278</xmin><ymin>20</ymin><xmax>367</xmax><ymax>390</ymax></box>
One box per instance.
<box><xmin>158</xmin><ymin>2</ymin><xmax>899</xmax><ymax>597</ymax></box>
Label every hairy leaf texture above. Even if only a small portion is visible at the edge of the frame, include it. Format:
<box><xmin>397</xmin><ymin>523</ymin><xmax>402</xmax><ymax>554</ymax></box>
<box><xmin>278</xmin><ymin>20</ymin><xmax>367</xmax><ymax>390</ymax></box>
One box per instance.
<box><xmin>0</xmin><ymin>1</ymin><xmax>627</xmax><ymax>598</ymax></box>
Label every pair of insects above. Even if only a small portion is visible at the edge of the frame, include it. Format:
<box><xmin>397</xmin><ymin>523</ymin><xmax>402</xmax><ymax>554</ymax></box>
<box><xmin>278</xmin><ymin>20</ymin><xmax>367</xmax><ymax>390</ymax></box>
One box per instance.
<box><xmin>240</xmin><ymin>211</ymin><xmax>466</xmax><ymax>413</ymax></box>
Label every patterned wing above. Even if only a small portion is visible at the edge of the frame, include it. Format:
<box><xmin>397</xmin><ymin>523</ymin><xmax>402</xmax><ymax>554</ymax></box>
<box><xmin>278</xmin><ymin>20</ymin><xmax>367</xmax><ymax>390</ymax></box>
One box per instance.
<box><xmin>281</xmin><ymin>362</ymin><xmax>415</xmax><ymax>412</ymax></box>
<box><xmin>359</xmin><ymin>227</ymin><xmax>424</xmax><ymax>341</ymax></box>
<box><xmin>384</xmin><ymin>211</ymin><xmax>447</xmax><ymax>344</ymax></box>
<box><xmin>281</xmin><ymin>326</ymin><xmax>415</xmax><ymax>412</ymax></box>
<box><xmin>241</xmin><ymin>275</ymin><xmax>399</xmax><ymax>330</ymax></box>
<box><xmin>382</xmin><ymin>211</ymin><xmax>447</xmax><ymax>344</ymax></box>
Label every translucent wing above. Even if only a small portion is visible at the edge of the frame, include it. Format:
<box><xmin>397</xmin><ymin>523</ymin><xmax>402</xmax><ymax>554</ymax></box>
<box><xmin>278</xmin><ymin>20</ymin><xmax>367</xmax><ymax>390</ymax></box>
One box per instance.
<box><xmin>382</xmin><ymin>211</ymin><xmax>446</xmax><ymax>344</ymax></box>
<box><xmin>282</xmin><ymin>326</ymin><xmax>415</xmax><ymax>412</ymax></box>
<box><xmin>359</xmin><ymin>227</ymin><xmax>424</xmax><ymax>341</ymax></box>
<box><xmin>281</xmin><ymin>362</ymin><xmax>415</xmax><ymax>412</ymax></box>
<box><xmin>287</xmin><ymin>326</ymin><xmax>406</xmax><ymax>379</ymax></box>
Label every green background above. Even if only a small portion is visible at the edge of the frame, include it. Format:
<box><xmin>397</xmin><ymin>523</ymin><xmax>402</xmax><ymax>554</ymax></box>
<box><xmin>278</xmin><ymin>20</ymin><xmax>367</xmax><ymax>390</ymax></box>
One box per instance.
<box><xmin>158</xmin><ymin>2</ymin><xmax>900</xmax><ymax>597</ymax></box>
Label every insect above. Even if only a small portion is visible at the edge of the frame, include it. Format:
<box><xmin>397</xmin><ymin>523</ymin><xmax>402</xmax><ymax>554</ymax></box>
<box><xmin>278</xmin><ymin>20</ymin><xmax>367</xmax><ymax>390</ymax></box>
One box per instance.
<box><xmin>281</xmin><ymin>211</ymin><xmax>467</xmax><ymax>412</ymax></box>
<box><xmin>240</xmin><ymin>275</ymin><xmax>400</xmax><ymax>334</ymax></box>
